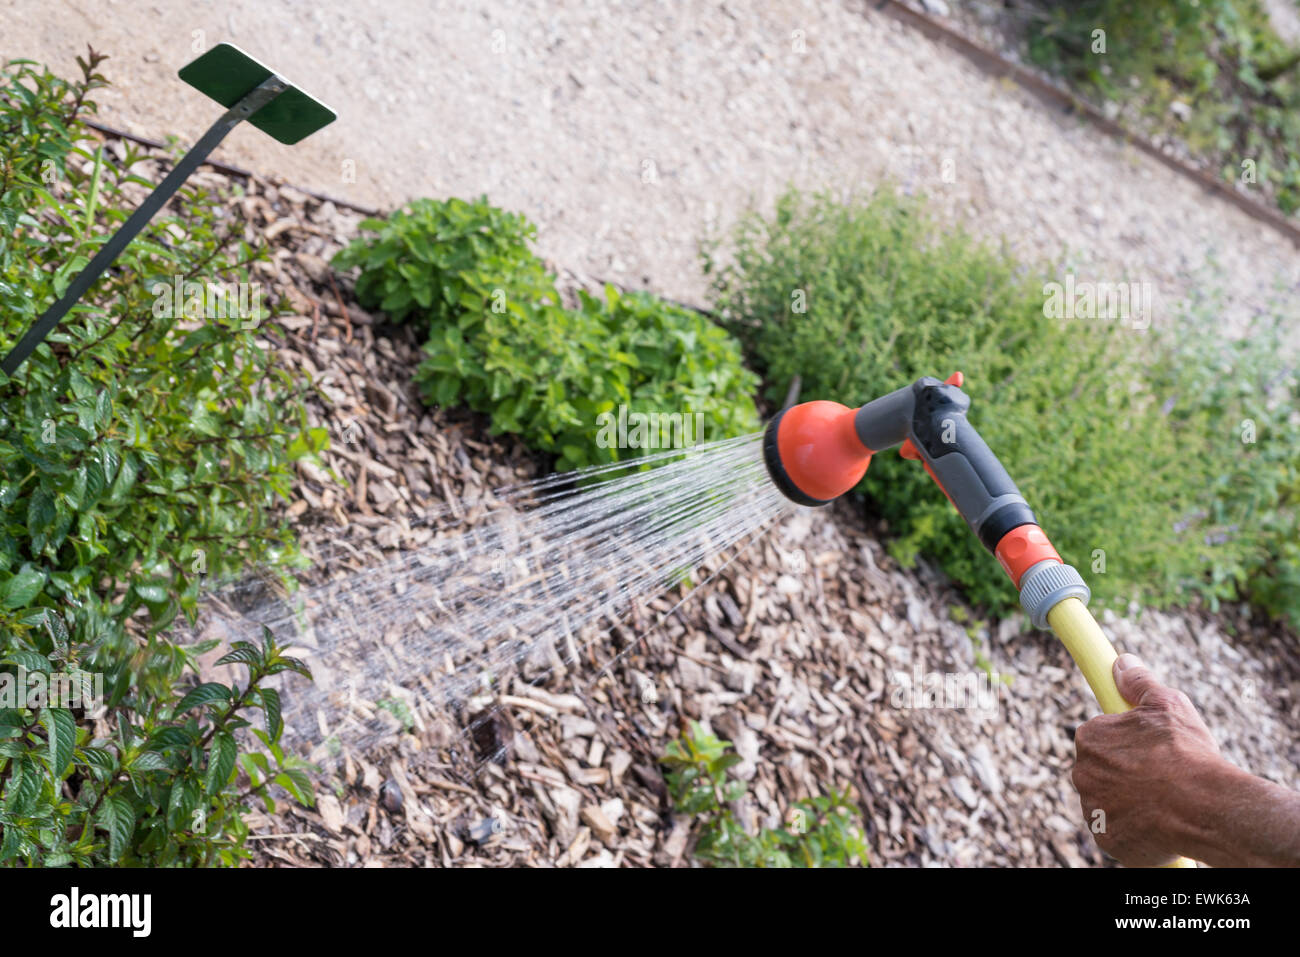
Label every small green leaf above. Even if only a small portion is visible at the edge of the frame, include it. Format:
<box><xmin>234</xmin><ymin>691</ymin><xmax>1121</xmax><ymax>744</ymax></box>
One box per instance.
<box><xmin>3</xmin><ymin>649</ymin><xmax>51</xmax><ymax>672</ymax></box>
<box><xmin>174</xmin><ymin>682</ymin><xmax>232</xmax><ymax>715</ymax></box>
<box><xmin>707</xmin><ymin>753</ymin><xmax>744</xmax><ymax>777</ymax></box>
<box><xmin>275</xmin><ymin>768</ymin><xmax>315</xmax><ymax>807</ymax></box>
<box><xmin>204</xmin><ymin>732</ymin><xmax>237</xmax><ymax>795</ymax></box>
<box><xmin>40</xmin><ymin>707</ymin><xmax>76</xmax><ymax>777</ymax></box>
<box><xmin>129</xmin><ymin>750</ymin><xmax>168</xmax><ymax>772</ymax></box>
<box><xmin>267</xmin><ymin>656</ymin><xmax>312</xmax><ymax>680</ymax></box>
<box><xmin>132</xmin><ymin>581</ymin><xmax>169</xmax><ymax>604</ymax></box>
<box><xmin>2</xmin><ymin>564</ymin><xmax>46</xmax><ymax>609</ymax></box>
<box><xmin>78</xmin><ymin>746</ymin><xmax>118</xmax><ymax>776</ymax></box>
<box><xmin>98</xmin><ymin>794</ymin><xmax>134</xmax><ymax>862</ymax></box>
<box><xmin>146</xmin><ymin>726</ymin><xmax>195</xmax><ymax>750</ymax></box>
<box><xmin>5</xmin><ymin>757</ymin><xmax>40</xmax><ymax>814</ymax></box>
<box><xmin>261</xmin><ymin>686</ymin><xmax>283</xmax><ymax>742</ymax></box>
<box><xmin>215</xmin><ymin>643</ymin><xmax>262</xmax><ymax>667</ymax></box>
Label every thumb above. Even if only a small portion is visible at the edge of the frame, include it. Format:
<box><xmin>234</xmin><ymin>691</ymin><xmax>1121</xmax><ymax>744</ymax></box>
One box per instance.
<box><xmin>1113</xmin><ymin>653</ymin><xmax>1162</xmax><ymax>707</ymax></box>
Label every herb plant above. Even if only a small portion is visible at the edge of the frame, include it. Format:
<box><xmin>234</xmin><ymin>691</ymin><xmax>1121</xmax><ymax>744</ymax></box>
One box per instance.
<box><xmin>662</xmin><ymin>720</ymin><xmax>868</xmax><ymax>868</ymax></box>
<box><xmin>334</xmin><ymin>198</ymin><xmax>760</xmax><ymax>471</ymax></box>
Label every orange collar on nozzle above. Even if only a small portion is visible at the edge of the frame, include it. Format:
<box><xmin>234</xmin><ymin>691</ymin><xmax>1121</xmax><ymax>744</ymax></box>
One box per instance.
<box><xmin>763</xmin><ymin>400</ymin><xmax>871</xmax><ymax>506</ymax></box>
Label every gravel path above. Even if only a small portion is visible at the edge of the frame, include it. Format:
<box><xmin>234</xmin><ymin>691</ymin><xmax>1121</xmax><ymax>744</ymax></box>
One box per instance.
<box><xmin>6</xmin><ymin>0</ymin><xmax>1298</xmax><ymax>327</ymax></box>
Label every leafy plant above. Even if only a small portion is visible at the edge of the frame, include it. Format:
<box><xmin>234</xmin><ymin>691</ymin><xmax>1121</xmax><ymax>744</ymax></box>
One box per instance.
<box><xmin>0</xmin><ymin>52</ymin><xmax>323</xmax><ymax>864</ymax></box>
<box><xmin>2</xmin><ymin>626</ymin><xmax>315</xmax><ymax>866</ymax></box>
<box><xmin>1147</xmin><ymin>291</ymin><xmax>1300</xmax><ymax>627</ymax></box>
<box><xmin>333</xmin><ymin>195</ymin><xmax>547</xmax><ymax>327</ymax></box>
<box><xmin>334</xmin><ymin>197</ymin><xmax>760</xmax><ymax>471</ymax></box>
<box><xmin>661</xmin><ymin>720</ymin><xmax>868</xmax><ymax>868</ymax></box>
<box><xmin>706</xmin><ymin>187</ymin><xmax>1292</xmax><ymax>619</ymax></box>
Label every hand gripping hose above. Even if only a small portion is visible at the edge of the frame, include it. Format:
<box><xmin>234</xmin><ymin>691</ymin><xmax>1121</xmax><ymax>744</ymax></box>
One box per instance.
<box><xmin>763</xmin><ymin>372</ymin><xmax>1196</xmax><ymax>868</ymax></box>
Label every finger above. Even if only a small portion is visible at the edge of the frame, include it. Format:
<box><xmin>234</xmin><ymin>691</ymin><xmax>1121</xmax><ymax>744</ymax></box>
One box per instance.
<box><xmin>1112</xmin><ymin>653</ymin><xmax>1164</xmax><ymax>708</ymax></box>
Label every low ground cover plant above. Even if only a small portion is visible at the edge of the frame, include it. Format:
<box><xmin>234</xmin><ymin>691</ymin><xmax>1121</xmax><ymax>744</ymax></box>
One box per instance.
<box><xmin>662</xmin><ymin>721</ymin><xmax>868</xmax><ymax>867</ymax></box>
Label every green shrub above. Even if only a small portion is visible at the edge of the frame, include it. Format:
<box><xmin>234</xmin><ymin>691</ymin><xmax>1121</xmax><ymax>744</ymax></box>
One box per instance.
<box><xmin>706</xmin><ymin>188</ymin><xmax>1259</xmax><ymax>615</ymax></box>
<box><xmin>662</xmin><ymin>721</ymin><xmax>868</xmax><ymax>867</ymax></box>
<box><xmin>335</xmin><ymin>196</ymin><xmax>548</xmax><ymax>327</ymax></box>
<box><xmin>0</xmin><ymin>52</ymin><xmax>321</xmax><ymax>864</ymax></box>
<box><xmin>334</xmin><ymin>198</ymin><xmax>760</xmax><ymax>471</ymax></box>
<box><xmin>1147</xmin><ymin>294</ymin><xmax>1300</xmax><ymax>628</ymax></box>
<box><xmin>1024</xmin><ymin>0</ymin><xmax>1300</xmax><ymax>214</ymax></box>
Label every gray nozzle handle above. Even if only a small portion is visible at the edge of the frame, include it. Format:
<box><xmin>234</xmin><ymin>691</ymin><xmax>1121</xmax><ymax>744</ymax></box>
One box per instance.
<box><xmin>854</xmin><ymin>376</ymin><xmax>1037</xmax><ymax>552</ymax></box>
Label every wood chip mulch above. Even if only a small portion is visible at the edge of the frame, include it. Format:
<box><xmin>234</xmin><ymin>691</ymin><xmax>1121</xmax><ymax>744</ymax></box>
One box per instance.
<box><xmin>156</xmin><ymin>161</ymin><xmax>1300</xmax><ymax>868</ymax></box>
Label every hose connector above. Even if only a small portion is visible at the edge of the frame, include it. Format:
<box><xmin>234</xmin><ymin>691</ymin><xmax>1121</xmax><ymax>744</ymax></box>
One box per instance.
<box><xmin>1018</xmin><ymin>559</ymin><xmax>1090</xmax><ymax>629</ymax></box>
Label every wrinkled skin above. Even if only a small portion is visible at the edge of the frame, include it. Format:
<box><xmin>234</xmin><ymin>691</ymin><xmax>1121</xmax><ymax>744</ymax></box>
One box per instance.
<box><xmin>1073</xmin><ymin>654</ymin><xmax>1300</xmax><ymax>868</ymax></box>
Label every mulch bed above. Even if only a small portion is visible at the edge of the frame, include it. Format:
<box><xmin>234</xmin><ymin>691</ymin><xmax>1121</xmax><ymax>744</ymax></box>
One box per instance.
<box><xmin>163</xmin><ymin>161</ymin><xmax>1300</xmax><ymax>868</ymax></box>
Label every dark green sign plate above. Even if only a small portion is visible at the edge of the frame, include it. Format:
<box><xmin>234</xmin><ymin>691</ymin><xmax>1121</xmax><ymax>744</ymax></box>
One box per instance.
<box><xmin>178</xmin><ymin>42</ymin><xmax>336</xmax><ymax>145</ymax></box>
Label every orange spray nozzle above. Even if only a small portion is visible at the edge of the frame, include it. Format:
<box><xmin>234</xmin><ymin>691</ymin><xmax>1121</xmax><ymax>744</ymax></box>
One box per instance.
<box><xmin>762</xmin><ymin>400</ymin><xmax>871</xmax><ymax>506</ymax></box>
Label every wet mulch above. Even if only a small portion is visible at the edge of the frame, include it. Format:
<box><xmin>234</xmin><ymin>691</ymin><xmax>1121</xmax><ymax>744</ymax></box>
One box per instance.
<box><xmin>159</xmin><ymin>163</ymin><xmax>1300</xmax><ymax>868</ymax></box>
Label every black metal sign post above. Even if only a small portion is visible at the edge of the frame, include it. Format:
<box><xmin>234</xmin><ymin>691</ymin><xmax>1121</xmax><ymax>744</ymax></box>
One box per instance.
<box><xmin>0</xmin><ymin>44</ymin><xmax>335</xmax><ymax>377</ymax></box>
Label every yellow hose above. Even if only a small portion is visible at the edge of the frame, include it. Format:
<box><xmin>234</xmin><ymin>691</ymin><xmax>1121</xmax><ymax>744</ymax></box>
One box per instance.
<box><xmin>1046</xmin><ymin>597</ymin><xmax>1197</xmax><ymax>868</ymax></box>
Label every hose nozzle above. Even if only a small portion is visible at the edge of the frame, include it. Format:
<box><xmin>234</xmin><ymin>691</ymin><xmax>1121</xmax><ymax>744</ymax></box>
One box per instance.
<box><xmin>763</xmin><ymin>400</ymin><xmax>872</xmax><ymax>506</ymax></box>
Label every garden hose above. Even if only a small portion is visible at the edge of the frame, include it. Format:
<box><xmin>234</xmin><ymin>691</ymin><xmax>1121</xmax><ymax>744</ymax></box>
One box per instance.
<box><xmin>762</xmin><ymin>371</ymin><xmax>1198</xmax><ymax>868</ymax></box>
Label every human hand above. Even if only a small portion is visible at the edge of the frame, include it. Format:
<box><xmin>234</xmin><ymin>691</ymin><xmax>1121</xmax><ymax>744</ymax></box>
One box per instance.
<box><xmin>1072</xmin><ymin>653</ymin><xmax>1222</xmax><ymax>866</ymax></box>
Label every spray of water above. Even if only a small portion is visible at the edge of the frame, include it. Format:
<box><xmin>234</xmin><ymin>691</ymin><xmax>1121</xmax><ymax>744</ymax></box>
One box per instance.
<box><xmin>193</xmin><ymin>431</ymin><xmax>791</xmax><ymax>771</ymax></box>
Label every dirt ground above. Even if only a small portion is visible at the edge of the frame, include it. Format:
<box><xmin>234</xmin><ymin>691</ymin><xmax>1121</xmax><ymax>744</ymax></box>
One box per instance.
<box><xmin>4</xmin><ymin>0</ymin><xmax>1297</xmax><ymax>326</ymax></box>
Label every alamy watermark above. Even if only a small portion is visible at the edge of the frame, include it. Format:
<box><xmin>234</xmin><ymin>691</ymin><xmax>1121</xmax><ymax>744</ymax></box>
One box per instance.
<box><xmin>49</xmin><ymin>887</ymin><xmax>150</xmax><ymax>937</ymax></box>
<box><xmin>596</xmin><ymin>405</ymin><xmax>706</xmax><ymax>450</ymax></box>
<box><xmin>1043</xmin><ymin>275</ymin><xmax>1157</xmax><ymax>330</ymax></box>
<box><xmin>889</xmin><ymin>663</ymin><xmax>1004</xmax><ymax>713</ymax></box>
<box><xmin>151</xmin><ymin>276</ymin><xmax>264</xmax><ymax>328</ymax></box>
<box><xmin>0</xmin><ymin>666</ymin><xmax>104</xmax><ymax>711</ymax></box>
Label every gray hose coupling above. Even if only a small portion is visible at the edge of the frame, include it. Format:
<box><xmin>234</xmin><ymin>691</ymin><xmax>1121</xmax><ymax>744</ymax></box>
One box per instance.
<box><xmin>1018</xmin><ymin>560</ymin><xmax>1090</xmax><ymax>629</ymax></box>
